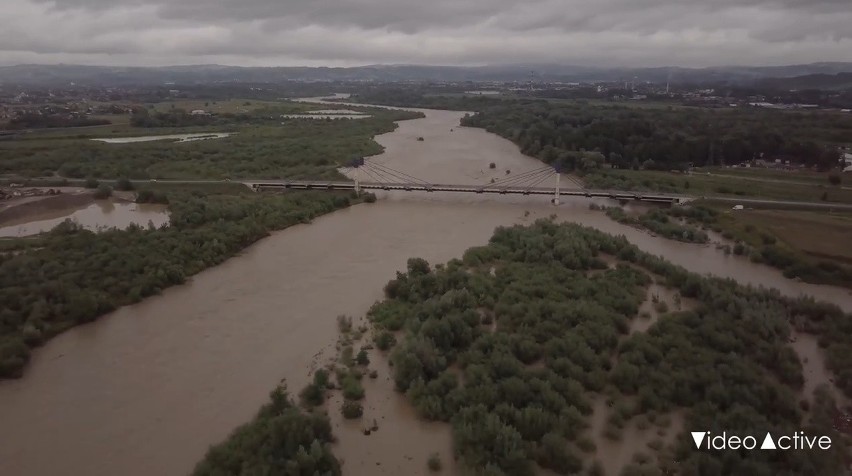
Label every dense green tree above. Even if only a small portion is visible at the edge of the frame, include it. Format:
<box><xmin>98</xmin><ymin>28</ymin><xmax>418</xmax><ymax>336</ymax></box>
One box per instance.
<box><xmin>192</xmin><ymin>386</ymin><xmax>341</xmax><ymax>476</ymax></box>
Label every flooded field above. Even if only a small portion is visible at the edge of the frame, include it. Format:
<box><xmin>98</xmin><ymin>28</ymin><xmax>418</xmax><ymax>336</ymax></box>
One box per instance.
<box><xmin>92</xmin><ymin>133</ymin><xmax>232</xmax><ymax>144</ymax></box>
<box><xmin>0</xmin><ymin>200</ymin><xmax>169</xmax><ymax>237</ymax></box>
<box><xmin>281</xmin><ymin>114</ymin><xmax>371</xmax><ymax>120</ymax></box>
<box><xmin>0</xmin><ymin>98</ymin><xmax>850</xmax><ymax>476</ymax></box>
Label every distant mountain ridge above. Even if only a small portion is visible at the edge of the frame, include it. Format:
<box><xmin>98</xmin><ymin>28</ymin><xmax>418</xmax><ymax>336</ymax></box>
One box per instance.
<box><xmin>755</xmin><ymin>72</ymin><xmax>852</xmax><ymax>91</ymax></box>
<box><xmin>1</xmin><ymin>62</ymin><xmax>852</xmax><ymax>87</ymax></box>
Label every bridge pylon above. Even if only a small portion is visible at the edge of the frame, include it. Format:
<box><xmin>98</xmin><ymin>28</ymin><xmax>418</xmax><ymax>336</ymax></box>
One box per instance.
<box><xmin>350</xmin><ymin>156</ymin><xmax>365</xmax><ymax>197</ymax></box>
<box><xmin>551</xmin><ymin>165</ymin><xmax>562</xmax><ymax>205</ymax></box>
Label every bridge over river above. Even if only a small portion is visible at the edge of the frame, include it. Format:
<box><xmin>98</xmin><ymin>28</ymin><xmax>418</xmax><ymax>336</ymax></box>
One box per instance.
<box><xmin>248</xmin><ymin>179</ymin><xmax>689</xmax><ymax>204</ymax></box>
<box><xmin>247</xmin><ymin>161</ymin><xmax>689</xmax><ymax>204</ymax></box>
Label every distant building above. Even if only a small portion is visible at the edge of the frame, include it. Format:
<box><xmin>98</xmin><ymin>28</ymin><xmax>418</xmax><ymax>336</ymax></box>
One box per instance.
<box><xmin>190</xmin><ymin>110</ymin><xmax>209</xmax><ymax>116</ymax></box>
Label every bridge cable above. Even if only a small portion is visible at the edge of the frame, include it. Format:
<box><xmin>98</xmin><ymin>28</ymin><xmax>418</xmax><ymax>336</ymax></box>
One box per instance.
<box><xmin>486</xmin><ymin>166</ymin><xmax>552</xmax><ymax>186</ymax></box>
<box><xmin>357</xmin><ymin>166</ymin><xmax>386</xmax><ymax>184</ymax></box>
<box><xmin>363</xmin><ymin>163</ymin><xmax>415</xmax><ymax>185</ymax></box>
<box><xmin>484</xmin><ymin>166</ymin><xmax>554</xmax><ymax>189</ymax></box>
<box><xmin>517</xmin><ymin>170</ymin><xmax>557</xmax><ymax>191</ymax></box>
<box><xmin>524</xmin><ymin>171</ymin><xmax>556</xmax><ymax>191</ymax></box>
<box><xmin>489</xmin><ymin>168</ymin><xmax>555</xmax><ymax>190</ymax></box>
<box><xmin>356</xmin><ymin>164</ymin><xmax>386</xmax><ymax>182</ymax></box>
<box><xmin>368</xmin><ymin>161</ymin><xmax>433</xmax><ymax>186</ymax></box>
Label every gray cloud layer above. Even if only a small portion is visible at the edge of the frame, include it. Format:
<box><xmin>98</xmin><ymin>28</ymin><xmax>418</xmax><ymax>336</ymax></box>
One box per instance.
<box><xmin>2</xmin><ymin>0</ymin><xmax>851</xmax><ymax>67</ymax></box>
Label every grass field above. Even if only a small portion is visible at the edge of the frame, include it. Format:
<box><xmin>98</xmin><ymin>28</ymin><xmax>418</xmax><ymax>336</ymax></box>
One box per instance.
<box><xmin>0</xmin><ymin>100</ymin><xmax>423</xmax><ymax>180</ymax></box>
<box><xmin>730</xmin><ymin>209</ymin><xmax>852</xmax><ymax>264</ymax></box>
<box><xmin>584</xmin><ymin>169</ymin><xmax>852</xmax><ymax>204</ymax></box>
<box><xmin>702</xmin><ymin>167</ymin><xmax>845</xmax><ymax>185</ymax></box>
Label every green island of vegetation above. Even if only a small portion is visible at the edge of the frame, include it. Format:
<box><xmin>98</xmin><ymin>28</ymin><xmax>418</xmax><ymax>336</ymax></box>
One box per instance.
<box><xmin>197</xmin><ymin>220</ymin><xmax>852</xmax><ymax>475</ymax></box>
<box><xmin>597</xmin><ymin>205</ymin><xmax>709</xmax><ymax>244</ymax></box>
<box><xmin>192</xmin><ymin>384</ymin><xmax>341</xmax><ymax>476</ymax></box>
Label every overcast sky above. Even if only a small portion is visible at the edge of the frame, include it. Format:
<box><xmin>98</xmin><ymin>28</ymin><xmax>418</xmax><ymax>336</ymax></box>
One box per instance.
<box><xmin>0</xmin><ymin>0</ymin><xmax>850</xmax><ymax>67</ymax></box>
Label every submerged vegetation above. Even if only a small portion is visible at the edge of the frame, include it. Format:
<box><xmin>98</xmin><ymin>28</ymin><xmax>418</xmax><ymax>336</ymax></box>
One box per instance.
<box><xmin>606</xmin><ymin>205</ymin><xmax>852</xmax><ymax>288</ymax></box>
<box><xmin>192</xmin><ymin>385</ymin><xmax>341</xmax><ymax>476</ymax></box>
<box><xmin>601</xmin><ymin>205</ymin><xmax>709</xmax><ymax>243</ymax></box>
<box><xmin>0</xmin><ymin>189</ymin><xmax>361</xmax><ymax>378</ymax></box>
<box><xmin>363</xmin><ymin>220</ymin><xmax>851</xmax><ymax>475</ymax></box>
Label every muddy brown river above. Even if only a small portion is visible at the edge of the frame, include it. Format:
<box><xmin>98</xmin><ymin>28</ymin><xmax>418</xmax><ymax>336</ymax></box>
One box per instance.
<box><xmin>0</xmin><ymin>102</ymin><xmax>850</xmax><ymax>476</ymax></box>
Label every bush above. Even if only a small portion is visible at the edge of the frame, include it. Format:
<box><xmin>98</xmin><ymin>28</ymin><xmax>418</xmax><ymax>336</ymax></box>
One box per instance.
<box><xmin>588</xmin><ymin>461</ymin><xmax>605</xmax><ymax>476</ymax></box>
<box><xmin>115</xmin><ymin>177</ymin><xmax>134</xmax><ymax>191</ymax></box>
<box><xmin>828</xmin><ymin>174</ymin><xmax>841</xmax><ymax>186</ymax></box>
<box><xmin>427</xmin><ymin>453</ymin><xmax>442</xmax><ymax>472</ymax></box>
<box><xmin>342</xmin><ymin>400</ymin><xmax>363</xmax><ymax>419</ymax></box>
<box><xmin>375</xmin><ymin>331</ymin><xmax>396</xmax><ymax>351</ymax></box>
<box><xmin>299</xmin><ymin>382</ymin><xmax>325</xmax><ymax>407</ymax></box>
<box><xmin>363</xmin><ymin>193</ymin><xmax>377</xmax><ymax>203</ymax></box>
<box><xmin>341</xmin><ymin>375</ymin><xmax>365</xmax><ymax>400</ymax></box>
<box><xmin>84</xmin><ymin>178</ymin><xmax>99</xmax><ymax>189</ymax></box>
<box><xmin>337</xmin><ymin>315</ymin><xmax>353</xmax><ymax>333</ymax></box>
<box><xmin>93</xmin><ymin>183</ymin><xmax>113</xmax><ymax>199</ymax></box>
<box><xmin>192</xmin><ymin>386</ymin><xmax>340</xmax><ymax>475</ymax></box>
<box><xmin>356</xmin><ymin>349</ymin><xmax>370</xmax><ymax>366</ymax></box>
<box><xmin>136</xmin><ymin>189</ymin><xmax>169</xmax><ymax>204</ymax></box>
<box><xmin>489</xmin><ymin>162</ymin><xmax>496</xmax><ymax>169</ymax></box>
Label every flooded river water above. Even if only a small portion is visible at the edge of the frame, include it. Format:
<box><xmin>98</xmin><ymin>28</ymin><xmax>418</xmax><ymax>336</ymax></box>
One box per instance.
<box><xmin>0</xmin><ymin>200</ymin><xmax>169</xmax><ymax>237</ymax></box>
<box><xmin>0</xmin><ymin>102</ymin><xmax>849</xmax><ymax>476</ymax></box>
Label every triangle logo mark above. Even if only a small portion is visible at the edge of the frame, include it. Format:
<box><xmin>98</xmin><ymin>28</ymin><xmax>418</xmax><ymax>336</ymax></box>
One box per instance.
<box><xmin>691</xmin><ymin>431</ymin><xmax>707</xmax><ymax>449</ymax></box>
<box><xmin>761</xmin><ymin>433</ymin><xmax>777</xmax><ymax>450</ymax></box>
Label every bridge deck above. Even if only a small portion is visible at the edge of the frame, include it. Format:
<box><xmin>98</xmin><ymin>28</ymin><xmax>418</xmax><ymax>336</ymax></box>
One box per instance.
<box><xmin>249</xmin><ymin>180</ymin><xmax>686</xmax><ymax>204</ymax></box>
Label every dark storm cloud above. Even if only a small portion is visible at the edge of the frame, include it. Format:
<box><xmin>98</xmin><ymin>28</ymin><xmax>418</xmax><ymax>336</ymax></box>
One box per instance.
<box><xmin>2</xmin><ymin>0</ymin><xmax>851</xmax><ymax>66</ymax></box>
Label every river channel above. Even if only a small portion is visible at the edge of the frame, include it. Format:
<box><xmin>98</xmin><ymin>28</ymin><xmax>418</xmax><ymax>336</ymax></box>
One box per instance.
<box><xmin>0</xmin><ymin>101</ymin><xmax>849</xmax><ymax>476</ymax></box>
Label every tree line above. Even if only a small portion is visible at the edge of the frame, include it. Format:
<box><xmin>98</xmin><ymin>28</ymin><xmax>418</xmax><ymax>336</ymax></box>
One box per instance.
<box><xmin>460</xmin><ymin>101</ymin><xmax>848</xmax><ymax>172</ymax></box>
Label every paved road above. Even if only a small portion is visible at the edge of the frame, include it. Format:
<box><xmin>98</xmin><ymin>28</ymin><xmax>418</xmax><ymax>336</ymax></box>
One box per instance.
<box><xmin>7</xmin><ymin>177</ymin><xmax>852</xmax><ymax>211</ymax></box>
<box><xmin>699</xmin><ymin>195</ymin><xmax>852</xmax><ymax>211</ymax></box>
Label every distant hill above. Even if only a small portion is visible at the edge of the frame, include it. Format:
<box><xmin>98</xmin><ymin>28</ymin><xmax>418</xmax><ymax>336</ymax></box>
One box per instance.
<box><xmin>1</xmin><ymin>62</ymin><xmax>852</xmax><ymax>87</ymax></box>
<box><xmin>755</xmin><ymin>72</ymin><xmax>852</xmax><ymax>90</ymax></box>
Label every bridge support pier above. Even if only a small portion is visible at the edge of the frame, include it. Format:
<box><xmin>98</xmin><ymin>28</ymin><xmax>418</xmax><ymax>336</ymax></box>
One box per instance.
<box><xmin>552</xmin><ymin>173</ymin><xmax>561</xmax><ymax>205</ymax></box>
<box><xmin>354</xmin><ymin>169</ymin><xmax>361</xmax><ymax>197</ymax></box>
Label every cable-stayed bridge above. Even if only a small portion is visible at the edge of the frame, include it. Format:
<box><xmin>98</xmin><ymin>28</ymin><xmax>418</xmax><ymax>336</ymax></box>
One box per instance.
<box><xmin>249</xmin><ymin>161</ymin><xmax>688</xmax><ymax>204</ymax></box>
